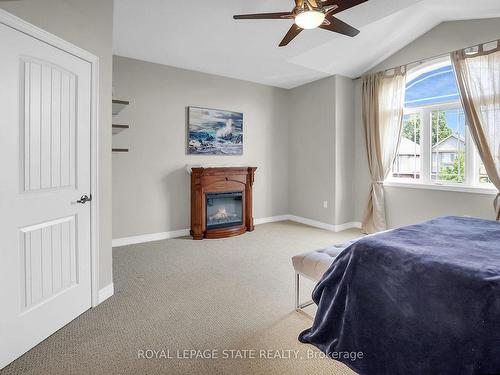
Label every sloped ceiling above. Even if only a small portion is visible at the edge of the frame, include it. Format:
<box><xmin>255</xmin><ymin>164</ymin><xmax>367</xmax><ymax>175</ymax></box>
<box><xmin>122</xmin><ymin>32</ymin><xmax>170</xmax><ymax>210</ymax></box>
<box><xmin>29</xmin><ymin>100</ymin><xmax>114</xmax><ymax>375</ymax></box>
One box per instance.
<box><xmin>113</xmin><ymin>0</ymin><xmax>500</xmax><ymax>89</ymax></box>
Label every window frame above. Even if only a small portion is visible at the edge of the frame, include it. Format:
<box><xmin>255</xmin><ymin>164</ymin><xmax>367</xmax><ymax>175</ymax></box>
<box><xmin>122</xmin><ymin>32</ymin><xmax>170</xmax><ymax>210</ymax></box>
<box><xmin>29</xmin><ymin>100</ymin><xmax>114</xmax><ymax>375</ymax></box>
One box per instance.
<box><xmin>386</xmin><ymin>59</ymin><xmax>496</xmax><ymax>195</ymax></box>
<box><xmin>393</xmin><ymin>111</ymin><xmax>421</xmax><ymax>180</ymax></box>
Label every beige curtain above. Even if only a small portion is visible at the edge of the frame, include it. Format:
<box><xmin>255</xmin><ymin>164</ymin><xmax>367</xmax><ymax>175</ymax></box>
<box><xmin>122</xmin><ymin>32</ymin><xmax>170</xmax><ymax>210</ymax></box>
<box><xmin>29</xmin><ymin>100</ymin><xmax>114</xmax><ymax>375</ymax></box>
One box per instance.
<box><xmin>361</xmin><ymin>67</ymin><xmax>406</xmax><ymax>234</ymax></box>
<box><xmin>451</xmin><ymin>42</ymin><xmax>500</xmax><ymax>220</ymax></box>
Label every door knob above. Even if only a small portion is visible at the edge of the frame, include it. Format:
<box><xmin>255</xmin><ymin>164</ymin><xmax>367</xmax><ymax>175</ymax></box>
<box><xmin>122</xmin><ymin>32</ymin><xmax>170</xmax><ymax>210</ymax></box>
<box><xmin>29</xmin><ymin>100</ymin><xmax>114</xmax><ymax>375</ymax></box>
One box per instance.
<box><xmin>77</xmin><ymin>195</ymin><xmax>92</xmax><ymax>204</ymax></box>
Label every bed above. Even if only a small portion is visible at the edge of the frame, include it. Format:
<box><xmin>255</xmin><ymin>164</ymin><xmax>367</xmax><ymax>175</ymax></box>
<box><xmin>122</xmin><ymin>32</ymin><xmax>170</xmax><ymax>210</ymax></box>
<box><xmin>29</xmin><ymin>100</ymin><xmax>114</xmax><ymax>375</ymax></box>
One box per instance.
<box><xmin>299</xmin><ymin>216</ymin><xmax>500</xmax><ymax>375</ymax></box>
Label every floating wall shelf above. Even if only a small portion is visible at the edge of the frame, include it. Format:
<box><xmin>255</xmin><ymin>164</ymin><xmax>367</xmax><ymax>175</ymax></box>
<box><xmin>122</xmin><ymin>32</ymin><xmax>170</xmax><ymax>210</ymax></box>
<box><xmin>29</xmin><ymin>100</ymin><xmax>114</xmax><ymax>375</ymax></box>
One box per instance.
<box><xmin>112</xmin><ymin>99</ymin><xmax>129</xmax><ymax>115</ymax></box>
<box><xmin>112</xmin><ymin>99</ymin><xmax>130</xmax><ymax>153</ymax></box>
<box><xmin>112</xmin><ymin>124</ymin><xmax>129</xmax><ymax>135</ymax></box>
<box><xmin>112</xmin><ymin>148</ymin><xmax>129</xmax><ymax>153</ymax></box>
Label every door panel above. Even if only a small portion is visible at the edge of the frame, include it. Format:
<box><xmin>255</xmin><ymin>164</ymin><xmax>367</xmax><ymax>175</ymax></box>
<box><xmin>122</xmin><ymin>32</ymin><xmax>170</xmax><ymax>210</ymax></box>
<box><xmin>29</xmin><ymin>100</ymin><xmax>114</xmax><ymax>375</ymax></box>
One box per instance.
<box><xmin>19</xmin><ymin>216</ymin><xmax>77</xmax><ymax>311</ymax></box>
<box><xmin>22</xmin><ymin>59</ymin><xmax>77</xmax><ymax>192</ymax></box>
<box><xmin>0</xmin><ymin>21</ymin><xmax>92</xmax><ymax>369</ymax></box>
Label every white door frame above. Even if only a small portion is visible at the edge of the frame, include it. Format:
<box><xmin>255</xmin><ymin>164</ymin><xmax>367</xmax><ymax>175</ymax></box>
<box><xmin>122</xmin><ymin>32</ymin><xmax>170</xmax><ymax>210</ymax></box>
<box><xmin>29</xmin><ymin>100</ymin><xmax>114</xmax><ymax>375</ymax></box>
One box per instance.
<box><xmin>0</xmin><ymin>9</ymin><xmax>101</xmax><ymax>307</ymax></box>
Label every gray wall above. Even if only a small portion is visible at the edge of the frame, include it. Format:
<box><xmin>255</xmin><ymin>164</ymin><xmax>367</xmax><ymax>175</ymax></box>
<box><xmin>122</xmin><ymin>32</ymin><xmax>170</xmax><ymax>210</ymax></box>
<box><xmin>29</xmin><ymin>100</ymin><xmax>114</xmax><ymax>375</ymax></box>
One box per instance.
<box><xmin>288</xmin><ymin>75</ymin><xmax>355</xmax><ymax>226</ymax></box>
<box><xmin>334</xmin><ymin>76</ymin><xmax>356</xmax><ymax>225</ymax></box>
<box><xmin>0</xmin><ymin>0</ymin><xmax>114</xmax><ymax>288</ymax></box>
<box><xmin>354</xmin><ymin>18</ymin><xmax>500</xmax><ymax>227</ymax></box>
<box><xmin>288</xmin><ymin>77</ymin><xmax>336</xmax><ymax>225</ymax></box>
<box><xmin>384</xmin><ymin>187</ymin><xmax>496</xmax><ymax>228</ymax></box>
<box><xmin>112</xmin><ymin>56</ymin><xmax>289</xmax><ymax>239</ymax></box>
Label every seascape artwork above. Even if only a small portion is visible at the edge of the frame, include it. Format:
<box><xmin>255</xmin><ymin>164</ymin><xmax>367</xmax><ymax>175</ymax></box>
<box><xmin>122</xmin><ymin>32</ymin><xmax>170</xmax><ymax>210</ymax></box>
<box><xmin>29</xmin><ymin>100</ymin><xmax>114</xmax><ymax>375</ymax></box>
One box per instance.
<box><xmin>188</xmin><ymin>107</ymin><xmax>243</xmax><ymax>155</ymax></box>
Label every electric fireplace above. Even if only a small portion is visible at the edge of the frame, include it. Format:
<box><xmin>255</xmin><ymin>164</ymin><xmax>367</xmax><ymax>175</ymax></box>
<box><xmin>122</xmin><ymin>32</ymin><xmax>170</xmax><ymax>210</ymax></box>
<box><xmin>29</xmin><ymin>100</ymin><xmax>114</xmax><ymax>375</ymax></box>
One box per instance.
<box><xmin>190</xmin><ymin>167</ymin><xmax>257</xmax><ymax>240</ymax></box>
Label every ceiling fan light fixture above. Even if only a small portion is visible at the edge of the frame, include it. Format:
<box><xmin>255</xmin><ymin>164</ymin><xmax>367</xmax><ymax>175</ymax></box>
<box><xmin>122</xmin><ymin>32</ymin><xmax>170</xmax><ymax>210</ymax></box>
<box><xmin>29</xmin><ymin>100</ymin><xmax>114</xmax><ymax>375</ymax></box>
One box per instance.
<box><xmin>232</xmin><ymin>0</ymin><xmax>366</xmax><ymax>47</ymax></box>
<box><xmin>295</xmin><ymin>10</ymin><xmax>325</xmax><ymax>30</ymax></box>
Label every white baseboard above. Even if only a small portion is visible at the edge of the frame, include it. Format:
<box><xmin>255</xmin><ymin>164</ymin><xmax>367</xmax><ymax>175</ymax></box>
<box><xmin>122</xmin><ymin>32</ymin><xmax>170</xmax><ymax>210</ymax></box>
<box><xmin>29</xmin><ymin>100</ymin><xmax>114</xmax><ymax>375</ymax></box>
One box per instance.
<box><xmin>111</xmin><ymin>216</ymin><xmax>361</xmax><ymax>247</ymax></box>
<box><xmin>254</xmin><ymin>215</ymin><xmax>292</xmax><ymax>225</ymax></box>
<box><xmin>112</xmin><ymin>229</ymin><xmax>190</xmax><ymax>247</ymax></box>
<box><xmin>288</xmin><ymin>215</ymin><xmax>362</xmax><ymax>233</ymax></box>
<box><xmin>98</xmin><ymin>283</ymin><xmax>114</xmax><ymax>304</ymax></box>
<box><xmin>334</xmin><ymin>221</ymin><xmax>363</xmax><ymax>232</ymax></box>
<box><xmin>253</xmin><ymin>215</ymin><xmax>361</xmax><ymax>232</ymax></box>
<box><xmin>288</xmin><ymin>215</ymin><xmax>335</xmax><ymax>231</ymax></box>
<box><xmin>113</xmin><ymin>217</ymin><xmax>291</xmax><ymax>247</ymax></box>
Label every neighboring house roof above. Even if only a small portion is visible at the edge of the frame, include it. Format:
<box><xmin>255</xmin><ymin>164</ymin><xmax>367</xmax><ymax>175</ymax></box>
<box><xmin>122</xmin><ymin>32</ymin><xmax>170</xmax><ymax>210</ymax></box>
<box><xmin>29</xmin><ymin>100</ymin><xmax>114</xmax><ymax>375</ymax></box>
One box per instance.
<box><xmin>398</xmin><ymin>137</ymin><xmax>421</xmax><ymax>155</ymax></box>
<box><xmin>399</xmin><ymin>134</ymin><xmax>465</xmax><ymax>156</ymax></box>
<box><xmin>432</xmin><ymin>134</ymin><xmax>465</xmax><ymax>153</ymax></box>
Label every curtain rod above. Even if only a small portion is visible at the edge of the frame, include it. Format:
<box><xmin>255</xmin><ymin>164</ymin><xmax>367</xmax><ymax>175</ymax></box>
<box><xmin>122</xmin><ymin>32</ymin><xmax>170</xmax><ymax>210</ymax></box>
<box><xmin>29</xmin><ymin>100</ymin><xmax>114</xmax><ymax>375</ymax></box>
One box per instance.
<box><xmin>353</xmin><ymin>38</ymin><xmax>500</xmax><ymax>80</ymax></box>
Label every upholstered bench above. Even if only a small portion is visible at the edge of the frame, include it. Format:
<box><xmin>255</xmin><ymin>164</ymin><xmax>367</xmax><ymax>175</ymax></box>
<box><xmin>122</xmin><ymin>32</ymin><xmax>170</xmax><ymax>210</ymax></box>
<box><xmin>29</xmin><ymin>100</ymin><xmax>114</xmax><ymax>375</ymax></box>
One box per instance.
<box><xmin>292</xmin><ymin>241</ymin><xmax>355</xmax><ymax>312</ymax></box>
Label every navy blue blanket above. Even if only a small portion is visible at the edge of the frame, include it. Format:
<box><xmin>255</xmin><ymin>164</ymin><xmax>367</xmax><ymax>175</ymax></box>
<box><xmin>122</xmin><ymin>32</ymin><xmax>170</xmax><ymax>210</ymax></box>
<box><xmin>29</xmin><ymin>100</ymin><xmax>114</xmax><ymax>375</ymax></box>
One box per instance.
<box><xmin>299</xmin><ymin>216</ymin><xmax>500</xmax><ymax>375</ymax></box>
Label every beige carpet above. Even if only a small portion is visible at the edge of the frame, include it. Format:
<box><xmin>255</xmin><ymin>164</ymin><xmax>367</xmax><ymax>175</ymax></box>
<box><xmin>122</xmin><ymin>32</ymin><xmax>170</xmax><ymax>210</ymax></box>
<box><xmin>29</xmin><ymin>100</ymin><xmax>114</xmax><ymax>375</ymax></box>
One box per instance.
<box><xmin>1</xmin><ymin>221</ymin><xmax>362</xmax><ymax>375</ymax></box>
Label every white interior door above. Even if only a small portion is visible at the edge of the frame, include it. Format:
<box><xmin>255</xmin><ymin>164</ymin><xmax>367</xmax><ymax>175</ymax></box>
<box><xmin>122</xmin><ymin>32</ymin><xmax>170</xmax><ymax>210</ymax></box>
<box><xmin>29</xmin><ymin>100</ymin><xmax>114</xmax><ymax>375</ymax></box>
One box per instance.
<box><xmin>0</xmin><ymin>22</ymin><xmax>93</xmax><ymax>369</ymax></box>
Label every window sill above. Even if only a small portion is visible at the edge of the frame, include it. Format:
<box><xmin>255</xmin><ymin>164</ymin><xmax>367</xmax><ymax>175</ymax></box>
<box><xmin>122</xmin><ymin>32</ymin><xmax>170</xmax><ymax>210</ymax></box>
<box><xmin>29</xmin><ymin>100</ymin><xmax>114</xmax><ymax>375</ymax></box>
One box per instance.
<box><xmin>384</xmin><ymin>180</ymin><xmax>498</xmax><ymax>195</ymax></box>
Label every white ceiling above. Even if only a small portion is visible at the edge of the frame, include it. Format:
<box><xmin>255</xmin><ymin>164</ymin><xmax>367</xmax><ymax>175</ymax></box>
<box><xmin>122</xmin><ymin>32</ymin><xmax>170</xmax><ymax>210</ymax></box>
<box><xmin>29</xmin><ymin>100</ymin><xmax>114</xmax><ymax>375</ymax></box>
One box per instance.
<box><xmin>113</xmin><ymin>0</ymin><xmax>500</xmax><ymax>89</ymax></box>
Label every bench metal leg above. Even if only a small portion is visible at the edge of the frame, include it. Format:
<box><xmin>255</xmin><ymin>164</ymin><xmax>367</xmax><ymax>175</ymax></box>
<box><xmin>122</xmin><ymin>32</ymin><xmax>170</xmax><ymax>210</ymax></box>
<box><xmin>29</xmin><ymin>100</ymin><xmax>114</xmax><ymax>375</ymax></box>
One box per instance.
<box><xmin>295</xmin><ymin>273</ymin><xmax>314</xmax><ymax>311</ymax></box>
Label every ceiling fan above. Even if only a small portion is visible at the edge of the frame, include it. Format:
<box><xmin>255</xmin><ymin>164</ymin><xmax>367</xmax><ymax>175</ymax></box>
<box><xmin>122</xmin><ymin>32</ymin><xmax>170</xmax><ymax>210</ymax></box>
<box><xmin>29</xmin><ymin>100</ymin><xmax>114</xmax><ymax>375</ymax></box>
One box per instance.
<box><xmin>233</xmin><ymin>0</ymin><xmax>368</xmax><ymax>47</ymax></box>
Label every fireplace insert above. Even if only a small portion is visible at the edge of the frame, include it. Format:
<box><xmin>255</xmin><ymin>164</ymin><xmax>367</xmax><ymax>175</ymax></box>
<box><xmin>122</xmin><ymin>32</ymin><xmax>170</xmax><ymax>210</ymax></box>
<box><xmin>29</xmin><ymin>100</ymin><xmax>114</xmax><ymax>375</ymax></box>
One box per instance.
<box><xmin>205</xmin><ymin>191</ymin><xmax>243</xmax><ymax>230</ymax></box>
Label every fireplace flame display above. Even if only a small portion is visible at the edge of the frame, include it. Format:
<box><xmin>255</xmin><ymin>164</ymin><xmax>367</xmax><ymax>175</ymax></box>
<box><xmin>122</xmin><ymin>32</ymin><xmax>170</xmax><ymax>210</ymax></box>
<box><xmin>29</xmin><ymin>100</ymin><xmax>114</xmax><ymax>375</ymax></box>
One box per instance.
<box><xmin>206</xmin><ymin>191</ymin><xmax>243</xmax><ymax>230</ymax></box>
<box><xmin>209</xmin><ymin>207</ymin><xmax>238</xmax><ymax>222</ymax></box>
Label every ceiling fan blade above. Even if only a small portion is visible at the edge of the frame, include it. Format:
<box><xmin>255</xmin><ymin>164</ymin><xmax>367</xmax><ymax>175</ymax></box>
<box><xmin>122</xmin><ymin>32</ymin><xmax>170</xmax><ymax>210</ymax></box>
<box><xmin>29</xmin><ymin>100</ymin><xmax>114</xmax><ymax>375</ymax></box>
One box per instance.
<box><xmin>320</xmin><ymin>15</ymin><xmax>360</xmax><ymax>37</ymax></box>
<box><xmin>233</xmin><ymin>12</ymin><xmax>294</xmax><ymax>20</ymax></box>
<box><xmin>279</xmin><ymin>24</ymin><xmax>303</xmax><ymax>47</ymax></box>
<box><xmin>319</xmin><ymin>0</ymin><xmax>368</xmax><ymax>14</ymax></box>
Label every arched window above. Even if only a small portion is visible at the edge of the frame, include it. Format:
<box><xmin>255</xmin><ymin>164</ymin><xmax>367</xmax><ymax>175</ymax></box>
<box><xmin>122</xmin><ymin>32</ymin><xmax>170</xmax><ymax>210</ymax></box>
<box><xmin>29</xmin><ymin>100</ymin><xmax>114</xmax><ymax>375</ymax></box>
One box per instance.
<box><xmin>405</xmin><ymin>64</ymin><xmax>460</xmax><ymax>107</ymax></box>
<box><xmin>391</xmin><ymin>57</ymin><xmax>491</xmax><ymax>187</ymax></box>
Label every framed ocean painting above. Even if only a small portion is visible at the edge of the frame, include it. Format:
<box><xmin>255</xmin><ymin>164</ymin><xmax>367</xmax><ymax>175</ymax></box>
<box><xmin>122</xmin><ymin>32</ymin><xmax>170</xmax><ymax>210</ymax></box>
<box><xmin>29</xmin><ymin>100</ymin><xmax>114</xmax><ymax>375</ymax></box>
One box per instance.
<box><xmin>188</xmin><ymin>106</ymin><xmax>243</xmax><ymax>155</ymax></box>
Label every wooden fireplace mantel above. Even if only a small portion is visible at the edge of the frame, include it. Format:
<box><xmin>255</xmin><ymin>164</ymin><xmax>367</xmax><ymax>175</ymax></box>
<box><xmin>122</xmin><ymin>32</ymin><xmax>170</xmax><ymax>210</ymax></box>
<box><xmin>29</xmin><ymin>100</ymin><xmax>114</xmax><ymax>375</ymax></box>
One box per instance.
<box><xmin>190</xmin><ymin>167</ymin><xmax>257</xmax><ymax>240</ymax></box>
